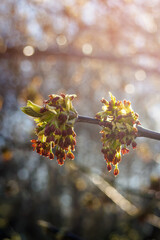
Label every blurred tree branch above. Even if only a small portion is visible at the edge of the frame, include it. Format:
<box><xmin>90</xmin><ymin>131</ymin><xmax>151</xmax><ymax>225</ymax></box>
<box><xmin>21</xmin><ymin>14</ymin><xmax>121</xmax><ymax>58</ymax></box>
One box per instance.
<box><xmin>69</xmin><ymin>162</ymin><xmax>160</xmax><ymax>229</ymax></box>
<box><xmin>1</xmin><ymin>47</ymin><xmax>160</xmax><ymax>76</ymax></box>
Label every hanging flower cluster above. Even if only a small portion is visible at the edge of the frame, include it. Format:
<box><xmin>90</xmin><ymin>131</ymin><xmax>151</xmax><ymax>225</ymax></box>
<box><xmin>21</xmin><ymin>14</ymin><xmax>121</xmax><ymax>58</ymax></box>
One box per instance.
<box><xmin>95</xmin><ymin>92</ymin><xmax>141</xmax><ymax>176</ymax></box>
<box><xmin>21</xmin><ymin>93</ymin><xmax>78</xmax><ymax>165</ymax></box>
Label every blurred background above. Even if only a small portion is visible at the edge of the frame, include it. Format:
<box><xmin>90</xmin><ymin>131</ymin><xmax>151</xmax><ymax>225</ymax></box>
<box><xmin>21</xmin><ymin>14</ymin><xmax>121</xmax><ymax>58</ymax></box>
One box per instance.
<box><xmin>0</xmin><ymin>0</ymin><xmax>160</xmax><ymax>239</ymax></box>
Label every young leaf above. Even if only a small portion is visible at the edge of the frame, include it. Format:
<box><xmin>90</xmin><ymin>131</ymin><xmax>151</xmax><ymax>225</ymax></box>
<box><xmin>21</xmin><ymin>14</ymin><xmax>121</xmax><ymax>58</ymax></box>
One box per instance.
<box><xmin>21</xmin><ymin>107</ymin><xmax>43</xmax><ymax>117</ymax></box>
<box><xmin>27</xmin><ymin>100</ymin><xmax>41</xmax><ymax>113</ymax></box>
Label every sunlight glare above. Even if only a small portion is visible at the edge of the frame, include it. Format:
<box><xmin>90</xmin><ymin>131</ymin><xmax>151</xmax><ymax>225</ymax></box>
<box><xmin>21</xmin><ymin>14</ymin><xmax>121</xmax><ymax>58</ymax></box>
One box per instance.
<box><xmin>121</xmin><ymin>109</ymin><xmax>126</xmax><ymax>115</ymax></box>
<box><xmin>88</xmin><ymin>173</ymin><xmax>139</xmax><ymax>216</ymax></box>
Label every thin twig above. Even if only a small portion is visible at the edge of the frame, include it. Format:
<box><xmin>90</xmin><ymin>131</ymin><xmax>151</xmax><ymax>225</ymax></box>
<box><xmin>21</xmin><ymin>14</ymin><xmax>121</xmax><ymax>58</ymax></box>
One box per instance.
<box><xmin>76</xmin><ymin>115</ymin><xmax>160</xmax><ymax>141</ymax></box>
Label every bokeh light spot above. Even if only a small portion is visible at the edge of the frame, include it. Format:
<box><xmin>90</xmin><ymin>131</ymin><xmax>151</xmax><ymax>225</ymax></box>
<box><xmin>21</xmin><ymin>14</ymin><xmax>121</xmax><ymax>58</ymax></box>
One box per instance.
<box><xmin>137</xmin><ymin>143</ymin><xmax>152</xmax><ymax>162</ymax></box>
<box><xmin>135</xmin><ymin>70</ymin><xmax>146</xmax><ymax>81</ymax></box>
<box><xmin>82</xmin><ymin>43</ymin><xmax>93</xmax><ymax>55</ymax></box>
<box><xmin>20</xmin><ymin>60</ymin><xmax>33</xmax><ymax>72</ymax></box>
<box><xmin>23</xmin><ymin>46</ymin><xmax>35</xmax><ymax>56</ymax></box>
<box><xmin>81</xmin><ymin>2</ymin><xmax>96</xmax><ymax>25</ymax></box>
<box><xmin>63</xmin><ymin>0</ymin><xmax>75</xmax><ymax>6</ymax></box>
<box><xmin>75</xmin><ymin>178</ymin><xmax>87</xmax><ymax>191</ymax></box>
<box><xmin>56</xmin><ymin>35</ymin><xmax>67</xmax><ymax>46</ymax></box>
<box><xmin>125</xmin><ymin>84</ymin><xmax>135</xmax><ymax>94</ymax></box>
<box><xmin>5</xmin><ymin>180</ymin><xmax>19</xmax><ymax>196</ymax></box>
<box><xmin>2</xmin><ymin>149</ymin><xmax>13</xmax><ymax>162</ymax></box>
<box><xmin>38</xmin><ymin>41</ymin><xmax>48</xmax><ymax>51</ymax></box>
<box><xmin>18</xmin><ymin>168</ymin><xmax>29</xmax><ymax>180</ymax></box>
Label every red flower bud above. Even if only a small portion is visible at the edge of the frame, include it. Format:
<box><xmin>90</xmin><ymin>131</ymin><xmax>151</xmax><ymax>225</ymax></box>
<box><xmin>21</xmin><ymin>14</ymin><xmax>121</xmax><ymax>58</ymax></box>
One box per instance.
<box><xmin>50</xmin><ymin>135</ymin><xmax>55</xmax><ymax>141</ymax></box>
<box><xmin>95</xmin><ymin>114</ymin><xmax>101</xmax><ymax>120</ymax></box>
<box><xmin>101</xmin><ymin>148</ymin><xmax>108</xmax><ymax>154</ymax></box>
<box><xmin>44</xmin><ymin>126</ymin><xmax>51</xmax><ymax>136</ymax></box>
<box><xmin>49</xmin><ymin>153</ymin><xmax>54</xmax><ymax>160</ymax></box>
<box><xmin>55</xmin><ymin>148</ymin><xmax>59</xmax><ymax>155</ymax></box>
<box><xmin>72</xmin><ymin>139</ymin><xmax>76</xmax><ymax>146</ymax></box>
<box><xmin>60</xmin><ymin>151</ymin><xmax>66</xmax><ymax>159</ymax></box>
<box><xmin>58</xmin><ymin>138</ymin><xmax>64</xmax><ymax>148</ymax></box>
<box><xmin>48</xmin><ymin>95</ymin><xmax>53</xmax><ymax>99</ymax></box>
<box><xmin>62</xmin><ymin>130</ymin><xmax>67</xmax><ymax>137</ymax></box>
<box><xmin>40</xmin><ymin>107</ymin><xmax>47</xmax><ymax>113</ymax></box>
<box><xmin>136</xmin><ymin>121</ymin><xmax>141</xmax><ymax>125</ymax></box>
<box><xmin>115</xmin><ymin>101</ymin><xmax>122</xmax><ymax>106</ymax></box>
<box><xmin>58</xmin><ymin>113</ymin><xmax>67</xmax><ymax>124</ymax></box>
<box><xmin>132</xmin><ymin>141</ymin><xmax>137</xmax><ymax>149</ymax></box>
<box><xmin>64</xmin><ymin>136</ymin><xmax>71</xmax><ymax>147</ymax></box>
<box><xmin>124</xmin><ymin>100</ymin><xmax>131</xmax><ymax>106</ymax></box>
<box><xmin>67</xmin><ymin>152</ymin><xmax>75</xmax><ymax>160</ymax></box>
<box><xmin>126</xmin><ymin>139</ymin><xmax>132</xmax><ymax>146</ymax></box>
<box><xmin>107</xmin><ymin>164</ymin><xmax>112</xmax><ymax>172</ymax></box>
<box><xmin>60</xmin><ymin>93</ymin><xmax>66</xmax><ymax>98</ymax></box>
<box><xmin>107</xmin><ymin>153</ymin><xmax>114</xmax><ymax>162</ymax></box>
<box><xmin>52</xmin><ymin>96</ymin><xmax>60</xmax><ymax>102</ymax></box>
<box><xmin>46</xmin><ymin>136</ymin><xmax>51</xmax><ymax>142</ymax></box>
<box><xmin>32</xmin><ymin>143</ymin><xmax>36</xmax><ymax>149</ymax></box>
<box><xmin>71</xmin><ymin>145</ymin><xmax>75</xmax><ymax>151</ymax></box>
<box><xmin>101</xmin><ymin>98</ymin><xmax>107</xmax><ymax>104</ymax></box>
<box><xmin>50</xmin><ymin>124</ymin><xmax>56</xmax><ymax>132</ymax></box>
<box><xmin>42</xmin><ymin>142</ymin><xmax>46</xmax><ymax>148</ymax></box>
<box><xmin>117</xmin><ymin>115</ymin><xmax>123</xmax><ymax>120</ymax></box>
<box><xmin>105</xmin><ymin>122</ymin><xmax>113</xmax><ymax>129</ymax></box>
<box><xmin>112</xmin><ymin>158</ymin><xmax>118</xmax><ymax>165</ymax></box>
<box><xmin>66</xmin><ymin>127</ymin><xmax>73</xmax><ymax>135</ymax></box>
<box><xmin>114</xmin><ymin>168</ymin><xmax>119</xmax><ymax>176</ymax></box>
<box><xmin>121</xmin><ymin>148</ymin><xmax>129</xmax><ymax>155</ymax></box>
<box><xmin>118</xmin><ymin>132</ymin><xmax>125</xmax><ymax>139</ymax></box>
<box><xmin>72</xmin><ymin>130</ymin><xmax>76</xmax><ymax>137</ymax></box>
<box><xmin>57</xmin><ymin>158</ymin><xmax>64</xmax><ymax>165</ymax></box>
<box><xmin>55</xmin><ymin>128</ymin><xmax>61</xmax><ymax>135</ymax></box>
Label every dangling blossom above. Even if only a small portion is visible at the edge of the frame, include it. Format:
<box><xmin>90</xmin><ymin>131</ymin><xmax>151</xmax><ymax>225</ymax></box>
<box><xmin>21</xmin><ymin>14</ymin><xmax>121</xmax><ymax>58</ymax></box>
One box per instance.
<box><xmin>96</xmin><ymin>92</ymin><xmax>140</xmax><ymax>176</ymax></box>
<box><xmin>21</xmin><ymin>93</ymin><xmax>78</xmax><ymax>166</ymax></box>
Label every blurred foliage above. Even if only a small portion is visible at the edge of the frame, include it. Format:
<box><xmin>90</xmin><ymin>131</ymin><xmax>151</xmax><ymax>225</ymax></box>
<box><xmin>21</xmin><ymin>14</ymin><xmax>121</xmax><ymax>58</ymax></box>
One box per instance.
<box><xmin>0</xmin><ymin>0</ymin><xmax>160</xmax><ymax>239</ymax></box>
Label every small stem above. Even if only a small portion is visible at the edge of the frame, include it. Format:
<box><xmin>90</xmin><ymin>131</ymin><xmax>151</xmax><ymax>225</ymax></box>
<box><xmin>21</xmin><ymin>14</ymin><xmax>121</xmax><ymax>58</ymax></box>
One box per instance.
<box><xmin>76</xmin><ymin>115</ymin><xmax>160</xmax><ymax>141</ymax></box>
<box><xmin>76</xmin><ymin>115</ymin><xmax>99</xmax><ymax>125</ymax></box>
<box><xmin>136</xmin><ymin>125</ymin><xmax>160</xmax><ymax>140</ymax></box>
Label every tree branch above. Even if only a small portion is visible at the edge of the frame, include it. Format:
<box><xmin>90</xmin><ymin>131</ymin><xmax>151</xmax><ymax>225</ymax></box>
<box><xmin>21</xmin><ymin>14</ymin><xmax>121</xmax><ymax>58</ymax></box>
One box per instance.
<box><xmin>1</xmin><ymin>47</ymin><xmax>160</xmax><ymax>76</ymax></box>
<box><xmin>76</xmin><ymin>115</ymin><xmax>160</xmax><ymax>141</ymax></box>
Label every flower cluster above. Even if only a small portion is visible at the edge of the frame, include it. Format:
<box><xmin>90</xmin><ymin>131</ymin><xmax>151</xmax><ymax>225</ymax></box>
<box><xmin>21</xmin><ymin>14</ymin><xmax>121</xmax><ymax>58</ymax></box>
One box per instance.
<box><xmin>95</xmin><ymin>92</ymin><xmax>140</xmax><ymax>176</ymax></box>
<box><xmin>21</xmin><ymin>93</ymin><xmax>77</xmax><ymax>165</ymax></box>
